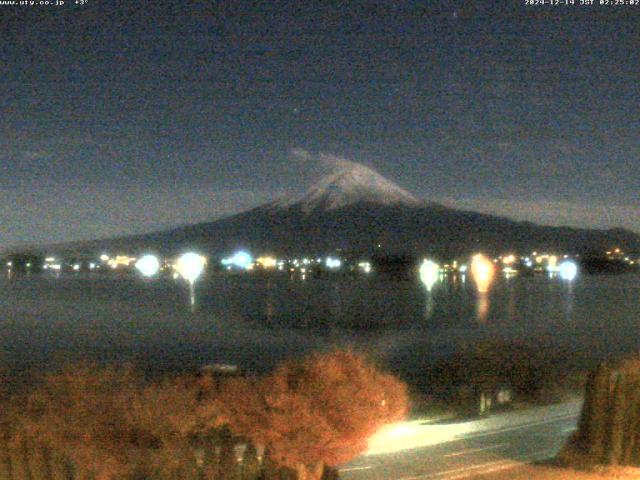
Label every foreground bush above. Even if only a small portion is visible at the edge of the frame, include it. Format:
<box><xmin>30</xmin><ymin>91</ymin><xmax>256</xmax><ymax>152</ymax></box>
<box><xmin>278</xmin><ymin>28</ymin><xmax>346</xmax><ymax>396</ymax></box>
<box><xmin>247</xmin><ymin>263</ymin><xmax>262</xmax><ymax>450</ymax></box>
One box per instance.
<box><xmin>1</xmin><ymin>364</ymin><xmax>212</xmax><ymax>480</ymax></box>
<box><xmin>215</xmin><ymin>350</ymin><xmax>409</xmax><ymax>480</ymax></box>
<box><xmin>0</xmin><ymin>351</ymin><xmax>408</xmax><ymax>480</ymax></box>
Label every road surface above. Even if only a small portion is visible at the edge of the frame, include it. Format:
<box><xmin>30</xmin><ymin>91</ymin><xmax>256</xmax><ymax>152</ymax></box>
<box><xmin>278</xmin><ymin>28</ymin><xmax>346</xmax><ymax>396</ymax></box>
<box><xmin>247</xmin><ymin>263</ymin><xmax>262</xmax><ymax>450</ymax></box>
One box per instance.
<box><xmin>340</xmin><ymin>400</ymin><xmax>582</xmax><ymax>480</ymax></box>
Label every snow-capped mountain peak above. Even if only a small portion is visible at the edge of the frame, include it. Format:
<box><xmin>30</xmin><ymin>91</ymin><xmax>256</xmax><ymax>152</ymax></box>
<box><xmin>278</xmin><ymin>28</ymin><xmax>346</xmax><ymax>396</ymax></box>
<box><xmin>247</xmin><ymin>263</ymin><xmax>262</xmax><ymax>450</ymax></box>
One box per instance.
<box><xmin>288</xmin><ymin>159</ymin><xmax>421</xmax><ymax>213</ymax></box>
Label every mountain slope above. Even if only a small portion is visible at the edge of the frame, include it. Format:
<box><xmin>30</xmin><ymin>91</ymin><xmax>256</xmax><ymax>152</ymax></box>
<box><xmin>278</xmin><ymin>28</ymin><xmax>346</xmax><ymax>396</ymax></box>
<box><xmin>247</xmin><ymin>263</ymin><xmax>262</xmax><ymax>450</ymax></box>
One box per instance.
<box><xmin>24</xmin><ymin>157</ymin><xmax>640</xmax><ymax>257</ymax></box>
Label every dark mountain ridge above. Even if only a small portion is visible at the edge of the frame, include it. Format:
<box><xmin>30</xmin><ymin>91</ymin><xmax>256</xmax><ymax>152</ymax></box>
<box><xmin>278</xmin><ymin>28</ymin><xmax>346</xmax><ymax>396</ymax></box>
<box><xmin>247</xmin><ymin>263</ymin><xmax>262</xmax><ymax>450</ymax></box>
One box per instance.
<box><xmin>8</xmin><ymin>160</ymin><xmax>640</xmax><ymax>258</ymax></box>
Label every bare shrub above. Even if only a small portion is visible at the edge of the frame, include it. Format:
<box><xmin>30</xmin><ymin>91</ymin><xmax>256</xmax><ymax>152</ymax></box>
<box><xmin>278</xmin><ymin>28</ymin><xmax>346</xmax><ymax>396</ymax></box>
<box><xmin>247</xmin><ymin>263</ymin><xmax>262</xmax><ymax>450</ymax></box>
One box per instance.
<box><xmin>215</xmin><ymin>349</ymin><xmax>409</xmax><ymax>480</ymax></box>
<box><xmin>4</xmin><ymin>363</ymin><xmax>207</xmax><ymax>480</ymax></box>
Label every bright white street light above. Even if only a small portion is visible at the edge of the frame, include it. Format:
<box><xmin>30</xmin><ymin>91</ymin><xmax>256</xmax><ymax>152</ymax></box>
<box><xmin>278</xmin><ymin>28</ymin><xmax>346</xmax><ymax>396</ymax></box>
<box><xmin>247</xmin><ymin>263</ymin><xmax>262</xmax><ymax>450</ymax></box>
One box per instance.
<box><xmin>559</xmin><ymin>260</ymin><xmax>578</xmax><ymax>281</ymax></box>
<box><xmin>419</xmin><ymin>259</ymin><xmax>440</xmax><ymax>292</ymax></box>
<box><xmin>176</xmin><ymin>252</ymin><xmax>207</xmax><ymax>307</ymax></box>
<box><xmin>325</xmin><ymin>257</ymin><xmax>342</xmax><ymax>269</ymax></box>
<box><xmin>176</xmin><ymin>252</ymin><xmax>206</xmax><ymax>282</ymax></box>
<box><xmin>135</xmin><ymin>254</ymin><xmax>160</xmax><ymax>277</ymax></box>
<box><xmin>221</xmin><ymin>251</ymin><xmax>253</xmax><ymax>269</ymax></box>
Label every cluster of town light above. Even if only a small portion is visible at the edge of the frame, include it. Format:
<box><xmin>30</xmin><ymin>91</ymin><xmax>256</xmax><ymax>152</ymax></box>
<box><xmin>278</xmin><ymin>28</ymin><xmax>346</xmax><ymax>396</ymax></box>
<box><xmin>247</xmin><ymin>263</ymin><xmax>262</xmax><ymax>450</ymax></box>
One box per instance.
<box><xmin>605</xmin><ymin>247</ymin><xmax>637</xmax><ymax>265</ymax></box>
<box><xmin>325</xmin><ymin>257</ymin><xmax>342</xmax><ymax>269</ymax></box>
<box><xmin>141</xmin><ymin>248</ymin><xmax>583</xmax><ymax>283</ymax></box>
<box><xmin>9</xmin><ymin>243</ymin><xmax>600</xmax><ymax>280</ymax></box>
<box><xmin>43</xmin><ymin>257</ymin><xmax>62</xmax><ymax>271</ymax></box>
<box><xmin>231</xmin><ymin>253</ymin><xmax>371</xmax><ymax>275</ymax></box>
<box><xmin>108</xmin><ymin>250</ymin><xmax>362</xmax><ymax>275</ymax></box>
<box><xmin>222</xmin><ymin>251</ymin><xmax>253</xmax><ymax>270</ymax></box>
<box><xmin>419</xmin><ymin>253</ymin><xmax>579</xmax><ymax>293</ymax></box>
<box><xmin>42</xmin><ymin>256</ymin><xmax>100</xmax><ymax>272</ymax></box>
<box><xmin>358</xmin><ymin>261</ymin><xmax>372</xmax><ymax>273</ymax></box>
<box><xmin>256</xmin><ymin>256</ymin><xmax>277</xmax><ymax>269</ymax></box>
<box><xmin>8</xmin><ymin>246</ymin><xmax>589</xmax><ymax>297</ymax></box>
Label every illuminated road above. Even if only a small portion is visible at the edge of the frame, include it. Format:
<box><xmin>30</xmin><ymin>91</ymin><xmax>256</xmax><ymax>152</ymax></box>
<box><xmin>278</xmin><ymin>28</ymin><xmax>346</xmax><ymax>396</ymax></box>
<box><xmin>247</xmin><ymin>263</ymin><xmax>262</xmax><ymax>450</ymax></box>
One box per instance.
<box><xmin>340</xmin><ymin>400</ymin><xmax>582</xmax><ymax>480</ymax></box>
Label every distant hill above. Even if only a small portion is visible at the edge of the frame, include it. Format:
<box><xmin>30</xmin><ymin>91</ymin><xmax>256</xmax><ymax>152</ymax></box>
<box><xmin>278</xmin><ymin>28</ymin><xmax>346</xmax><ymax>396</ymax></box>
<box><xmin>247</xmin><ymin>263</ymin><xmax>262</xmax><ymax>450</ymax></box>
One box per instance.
<box><xmin>13</xmin><ymin>158</ymin><xmax>640</xmax><ymax>259</ymax></box>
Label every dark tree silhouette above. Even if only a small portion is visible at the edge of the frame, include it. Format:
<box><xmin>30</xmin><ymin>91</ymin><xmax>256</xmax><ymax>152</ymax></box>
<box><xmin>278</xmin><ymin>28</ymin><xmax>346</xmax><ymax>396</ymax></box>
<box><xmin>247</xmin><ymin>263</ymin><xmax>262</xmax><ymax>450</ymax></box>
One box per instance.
<box><xmin>570</xmin><ymin>357</ymin><xmax>640</xmax><ymax>466</ymax></box>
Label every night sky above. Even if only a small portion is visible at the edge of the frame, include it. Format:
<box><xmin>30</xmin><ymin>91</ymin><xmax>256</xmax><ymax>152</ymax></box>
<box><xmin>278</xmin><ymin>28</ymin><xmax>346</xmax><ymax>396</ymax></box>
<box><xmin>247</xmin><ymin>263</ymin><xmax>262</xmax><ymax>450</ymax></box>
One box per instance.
<box><xmin>2</xmin><ymin>1</ymin><xmax>639</xmax><ymax>247</ymax></box>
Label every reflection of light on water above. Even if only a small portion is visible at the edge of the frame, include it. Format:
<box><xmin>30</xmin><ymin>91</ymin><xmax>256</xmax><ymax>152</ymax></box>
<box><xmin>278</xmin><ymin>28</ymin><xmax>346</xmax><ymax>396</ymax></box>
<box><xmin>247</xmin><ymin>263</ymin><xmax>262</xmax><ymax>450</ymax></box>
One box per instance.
<box><xmin>471</xmin><ymin>254</ymin><xmax>494</xmax><ymax>323</ymax></box>
<box><xmin>476</xmin><ymin>292</ymin><xmax>489</xmax><ymax>323</ymax></box>
<box><xmin>425</xmin><ymin>291</ymin><xmax>435</xmax><ymax>320</ymax></box>
<box><xmin>564</xmin><ymin>287</ymin><xmax>575</xmax><ymax>316</ymax></box>
<box><xmin>256</xmin><ymin>256</ymin><xmax>277</xmax><ymax>269</ymax></box>
<box><xmin>503</xmin><ymin>267</ymin><xmax>517</xmax><ymax>278</ymax></box>
<box><xmin>266</xmin><ymin>286</ymin><xmax>275</xmax><ymax>322</ymax></box>
<box><xmin>331</xmin><ymin>283</ymin><xmax>343</xmax><ymax>317</ymax></box>
<box><xmin>419</xmin><ymin>260</ymin><xmax>440</xmax><ymax>319</ymax></box>
<box><xmin>189</xmin><ymin>284</ymin><xmax>196</xmax><ymax>309</ymax></box>
<box><xmin>557</xmin><ymin>261</ymin><xmax>578</xmax><ymax>316</ymax></box>
<box><xmin>506</xmin><ymin>285</ymin><xmax>516</xmax><ymax>321</ymax></box>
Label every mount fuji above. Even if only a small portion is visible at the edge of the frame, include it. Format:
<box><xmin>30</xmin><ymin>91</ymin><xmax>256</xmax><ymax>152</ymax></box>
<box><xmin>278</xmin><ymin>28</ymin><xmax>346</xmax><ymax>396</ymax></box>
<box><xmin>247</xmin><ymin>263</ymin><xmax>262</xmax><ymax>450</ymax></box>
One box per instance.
<box><xmin>32</xmin><ymin>155</ymin><xmax>640</xmax><ymax>258</ymax></box>
<box><xmin>279</xmin><ymin>161</ymin><xmax>421</xmax><ymax>213</ymax></box>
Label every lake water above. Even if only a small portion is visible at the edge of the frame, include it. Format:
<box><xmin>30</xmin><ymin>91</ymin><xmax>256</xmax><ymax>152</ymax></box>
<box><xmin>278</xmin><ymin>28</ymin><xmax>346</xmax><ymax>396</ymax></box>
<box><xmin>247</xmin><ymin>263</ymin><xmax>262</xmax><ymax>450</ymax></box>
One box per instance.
<box><xmin>1</xmin><ymin>272</ymin><xmax>639</xmax><ymax>385</ymax></box>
